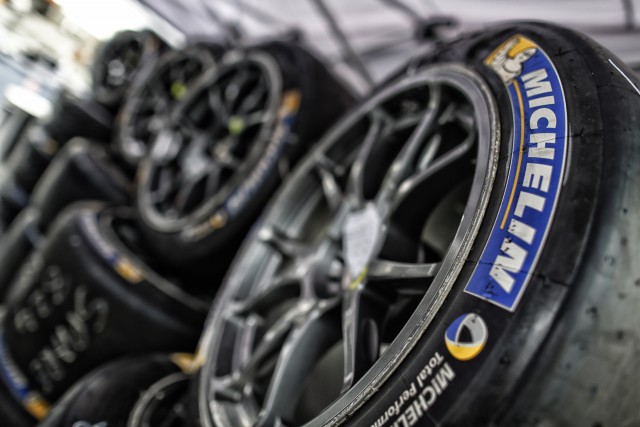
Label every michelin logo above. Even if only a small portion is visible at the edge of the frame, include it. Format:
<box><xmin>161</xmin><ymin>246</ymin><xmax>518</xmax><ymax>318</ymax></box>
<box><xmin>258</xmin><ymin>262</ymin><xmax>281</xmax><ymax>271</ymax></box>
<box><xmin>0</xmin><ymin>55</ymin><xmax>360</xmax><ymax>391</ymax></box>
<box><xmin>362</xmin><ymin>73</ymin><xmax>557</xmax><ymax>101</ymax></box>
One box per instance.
<box><xmin>465</xmin><ymin>35</ymin><xmax>568</xmax><ymax>311</ymax></box>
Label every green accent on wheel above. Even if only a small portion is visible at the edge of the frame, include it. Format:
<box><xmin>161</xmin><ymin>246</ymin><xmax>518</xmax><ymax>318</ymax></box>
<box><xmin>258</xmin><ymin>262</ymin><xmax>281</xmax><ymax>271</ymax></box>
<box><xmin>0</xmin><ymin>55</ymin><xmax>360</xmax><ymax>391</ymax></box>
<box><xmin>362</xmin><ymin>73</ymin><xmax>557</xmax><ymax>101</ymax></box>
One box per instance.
<box><xmin>171</xmin><ymin>81</ymin><xmax>187</xmax><ymax>100</ymax></box>
<box><xmin>228</xmin><ymin>116</ymin><xmax>245</xmax><ymax>135</ymax></box>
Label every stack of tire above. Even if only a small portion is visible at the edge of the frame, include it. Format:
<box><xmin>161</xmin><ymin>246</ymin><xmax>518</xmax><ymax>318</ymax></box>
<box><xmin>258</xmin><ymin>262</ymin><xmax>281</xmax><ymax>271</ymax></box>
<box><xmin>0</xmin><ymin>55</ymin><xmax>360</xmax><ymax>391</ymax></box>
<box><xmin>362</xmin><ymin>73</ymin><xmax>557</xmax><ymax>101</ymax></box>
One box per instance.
<box><xmin>0</xmin><ymin>28</ymin><xmax>354</xmax><ymax>427</ymax></box>
<box><xmin>0</xmin><ymin>22</ymin><xmax>638</xmax><ymax>427</ymax></box>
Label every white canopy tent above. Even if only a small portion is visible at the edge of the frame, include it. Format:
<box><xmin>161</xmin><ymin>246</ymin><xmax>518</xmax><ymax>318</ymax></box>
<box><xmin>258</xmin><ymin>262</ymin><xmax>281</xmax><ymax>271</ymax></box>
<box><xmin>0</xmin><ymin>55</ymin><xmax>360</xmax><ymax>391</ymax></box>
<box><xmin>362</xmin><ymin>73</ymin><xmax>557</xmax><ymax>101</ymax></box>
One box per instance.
<box><xmin>56</xmin><ymin>0</ymin><xmax>640</xmax><ymax>93</ymax></box>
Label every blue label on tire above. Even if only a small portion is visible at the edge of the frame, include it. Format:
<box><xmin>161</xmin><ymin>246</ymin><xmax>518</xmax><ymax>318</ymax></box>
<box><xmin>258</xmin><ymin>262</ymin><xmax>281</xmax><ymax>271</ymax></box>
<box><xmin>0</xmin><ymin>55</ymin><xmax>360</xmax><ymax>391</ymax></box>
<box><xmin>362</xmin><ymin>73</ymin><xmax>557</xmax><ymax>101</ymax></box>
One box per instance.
<box><xmin>464</xmin><ymin>36</ymin><xmax>568</xmax><ymax>311</ymax></box>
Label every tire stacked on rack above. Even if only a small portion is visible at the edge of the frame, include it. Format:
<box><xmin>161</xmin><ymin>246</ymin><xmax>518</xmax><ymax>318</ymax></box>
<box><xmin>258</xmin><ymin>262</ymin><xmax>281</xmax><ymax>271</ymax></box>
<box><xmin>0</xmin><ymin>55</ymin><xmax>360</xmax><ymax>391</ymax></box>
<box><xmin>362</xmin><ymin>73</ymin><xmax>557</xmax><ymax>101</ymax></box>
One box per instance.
<box><xmin>91</xmin><ymin>30</ymin><xmax>167</xmax><ymax>113</ymax></box>
<box><xmin>0</xmin><ymin>88</ymin><xmax>121</xmax><ymax>233</ymax></box>
<box><xmin>0</xmin><ymin>139</ymin><xmax>131</xmax><ymax>301</ymax></box>
<box><xmin>37</xmin><ymin>354</ymin><xmax>193</xmax><ymax>427</ymax></box>
<box><xmin>135</xmin><ymin>40</ymin><xmax>354</xmax><ymax>279</ymax></box>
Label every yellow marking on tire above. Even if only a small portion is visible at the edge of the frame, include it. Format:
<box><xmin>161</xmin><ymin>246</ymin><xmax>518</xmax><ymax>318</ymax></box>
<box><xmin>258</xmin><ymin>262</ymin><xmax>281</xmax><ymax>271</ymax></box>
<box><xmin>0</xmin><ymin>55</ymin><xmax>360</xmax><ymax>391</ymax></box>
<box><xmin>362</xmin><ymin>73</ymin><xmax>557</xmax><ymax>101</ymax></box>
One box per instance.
<box><xmin>500</xmin><ymin>80</ymin><xmax>526</xmax><ymax>229</ymax></box>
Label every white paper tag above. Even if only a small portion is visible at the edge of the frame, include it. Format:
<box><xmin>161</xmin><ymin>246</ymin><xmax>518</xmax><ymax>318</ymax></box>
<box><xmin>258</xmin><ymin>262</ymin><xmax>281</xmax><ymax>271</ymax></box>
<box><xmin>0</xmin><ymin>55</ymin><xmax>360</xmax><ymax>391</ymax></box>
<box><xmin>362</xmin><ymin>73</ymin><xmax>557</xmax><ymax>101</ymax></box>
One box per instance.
<box><xmin>343</xmin><ymin>204</ymin><xmax>382</xmax><ymax>279</ymax></box>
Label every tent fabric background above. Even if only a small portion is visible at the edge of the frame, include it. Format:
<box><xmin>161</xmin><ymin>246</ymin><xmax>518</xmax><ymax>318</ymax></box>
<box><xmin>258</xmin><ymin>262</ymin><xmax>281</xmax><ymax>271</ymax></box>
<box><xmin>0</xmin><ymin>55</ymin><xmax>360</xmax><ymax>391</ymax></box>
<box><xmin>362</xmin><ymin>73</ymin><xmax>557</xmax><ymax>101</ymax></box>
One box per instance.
<box><xmin>136</xmin><ymin>0</ymin><xmax>640</xmax><ymax>92</ymax></box>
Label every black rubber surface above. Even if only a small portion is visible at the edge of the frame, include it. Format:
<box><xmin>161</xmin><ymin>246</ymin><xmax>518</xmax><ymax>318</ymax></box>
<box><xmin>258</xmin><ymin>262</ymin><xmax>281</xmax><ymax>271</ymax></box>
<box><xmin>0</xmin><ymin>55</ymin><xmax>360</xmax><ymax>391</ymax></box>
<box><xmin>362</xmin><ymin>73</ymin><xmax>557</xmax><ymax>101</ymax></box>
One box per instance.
<box><xmin>127</xmin><ymin>370</ymin><xmax>192</xmax><ymax>427</ymax></box>
<box><xmin>45</xmin><ymin>92</ymin><xmax>115</xmax><ymax>144</ymax></box>
<box><xmin>0</xmin><ymin>208</ymin><xmax>42</xmax><ymax>301</ymax></box>
<box><xmin>0</xmin><ymin>203</ymin><xmax>208</xmax><ymax>409</ymax></box>
<box><xmin>0</xmin><ymin>124</ymin><xmax>57</xmax><ymax>229</ymax></box>
<box><xmin>0</xmin><ymin>104</ymin><xmax>34</xmax><ymax>162</ymax></box>
<box><xmin>30</xmin><ymin>138</ymin><xmax>131</xmax><ymax>231</ymax></box>
<box><xmin>38</xmin><ymin>354</ymin><xmax>182</xmax><ymax>427</ymax></box>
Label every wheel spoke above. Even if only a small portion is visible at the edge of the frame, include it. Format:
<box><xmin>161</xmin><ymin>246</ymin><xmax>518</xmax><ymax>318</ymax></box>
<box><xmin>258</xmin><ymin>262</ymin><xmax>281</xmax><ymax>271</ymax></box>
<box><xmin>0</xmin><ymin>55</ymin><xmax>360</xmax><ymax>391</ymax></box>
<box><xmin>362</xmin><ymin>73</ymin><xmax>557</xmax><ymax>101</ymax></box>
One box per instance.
<box><xmin>368</xmin><ymin>259</ymin><xmax>440</xmax><ymax>296</ymax></box>
<box><xmin>173</xmin><ymin>139</ymin><xmax>210</xmax><ymax>213</ymax></box>
<box><xmin>368</xmin><ymin>259</ymin><xmax>440</xmax><ymax>281</ymax></box>
<box><xmin>416</xmin><ymin>133</ymin><xmax>441</xmax><ymax>171</ymax></box>
<box><xmin>393</xmin><ymin>132</ymin><xmax>475</xmax><ymax>209</ymax></box>
<box><xmin>314</xmin><ymin>160</ymin><xmax>343</xmax><ymax>212</ymax></box>
<box><xmin>256</xmin><ymin>300</ymin><xmax>340</xmax><ymax>427</ymax></box>
<box><xmin>340</xmin><ymin>287</ymin><xmax>387</xmax><ymax>393</ymax></box>
<box><xmin>346</xmin><ymin>112</ymin><xmax>386</xmax><ymax>202</ymax></box>
<box><xmin>259</xmin><ymin>226</ymin><xmax>314</xmax><ymax>258</ymax></box>
<box><xmin>152</xmin><ymin>168</ymin><xmax>180</xmax><ymax>204</ymax></box>
<box><xmin>230</xmin><ymin>280</ymin><xmax>300</xmax><ymax>317</ymax></box>
<box><xmin>208</xmin><ymin>87</ymin><xmax>230</xmax><ymax>122</ymax></box>
<box><xmin>244</xmin><ymin>111</ymin><xmax>270</xmax><ymax>129</ymax></box>
<box><xmin>224</xmin><ymin>69</ymin><xmax>251</xmax><ymax>110</ymax></box>
<box><xmin>235</xmin><ymin>305</ymin><xmax>300</xmax><ymax>384</ymax></box>
<box><xmin>174</xmin><ymin>170</ymin><xmax>206</xmax><ymax>214</ymax></box>
<box><xmin>204</xmin><ymin>162</ymin><xmax>223</xmax><ymax>196</ymax></box>
<box><xmin>238</xmin><ymin>79</ymin><xmax>267</xmax><ymax>114</ymax></box>
<box><xmin>385</xmin><ymin>112</ymin><xmax>425</xmax><ymax>136</ymax></box>
<box><xmin>375</xmin><ymin>86</ymin><xmax>441</xmax><ymax>216</ymax></box>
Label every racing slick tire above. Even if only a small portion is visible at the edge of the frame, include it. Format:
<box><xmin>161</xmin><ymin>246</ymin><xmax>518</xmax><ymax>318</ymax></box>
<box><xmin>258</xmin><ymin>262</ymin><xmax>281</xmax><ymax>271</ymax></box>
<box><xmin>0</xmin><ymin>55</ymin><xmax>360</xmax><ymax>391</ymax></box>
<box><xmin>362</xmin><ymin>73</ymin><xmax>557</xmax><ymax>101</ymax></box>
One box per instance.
<box><xmin>37</xmin><ymin>354</ymin><xmax>187</xmax><ymax>427</ymax></box>
<box><xmin>91</xmin><ymin>30</ymin><xmax>166</xmax><ymax>111</ymax></box>
<box><xmin>135</xmin><ymin>41</ymin><xmax>354</xmax><ymax>273</ymax></box>
<box><xmin>194</xmin><ymin>22</ymin><xmax>640</xmax><ymax>427</ymax></box>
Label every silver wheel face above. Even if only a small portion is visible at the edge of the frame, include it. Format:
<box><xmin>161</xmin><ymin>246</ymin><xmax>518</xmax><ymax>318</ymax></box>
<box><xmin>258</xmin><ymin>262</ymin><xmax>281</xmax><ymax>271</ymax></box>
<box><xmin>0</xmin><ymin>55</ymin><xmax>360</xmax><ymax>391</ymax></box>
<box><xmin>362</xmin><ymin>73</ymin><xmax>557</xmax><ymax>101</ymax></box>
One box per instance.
<box><xmin>95</xmin><ymin>33</ymin><xmax>147</xmax><ymax>95</ymax></box>
<box><xmin>198</xmin><ymin>64</ymin><xmax>500</xmax><ymax>427</ymax></box>
<box><xmin>120</xmin><ymin>48</ymin><xmax>214</xmax><ymax>164</ymax></box>
<box><xmin>137</xmin><ymin>53</ymin><xmax>283</xmax><ymax>233</ymax></box>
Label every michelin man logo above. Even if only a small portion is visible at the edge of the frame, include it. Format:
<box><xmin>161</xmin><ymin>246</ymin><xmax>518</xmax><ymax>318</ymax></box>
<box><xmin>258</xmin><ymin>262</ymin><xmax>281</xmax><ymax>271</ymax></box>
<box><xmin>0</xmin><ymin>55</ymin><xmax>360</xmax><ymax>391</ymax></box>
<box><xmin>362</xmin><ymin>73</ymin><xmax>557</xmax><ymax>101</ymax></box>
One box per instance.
<box><xmin>485</xmin><ymin>36</ymin><xmax>538</xmax><ymax>84</ymax></box>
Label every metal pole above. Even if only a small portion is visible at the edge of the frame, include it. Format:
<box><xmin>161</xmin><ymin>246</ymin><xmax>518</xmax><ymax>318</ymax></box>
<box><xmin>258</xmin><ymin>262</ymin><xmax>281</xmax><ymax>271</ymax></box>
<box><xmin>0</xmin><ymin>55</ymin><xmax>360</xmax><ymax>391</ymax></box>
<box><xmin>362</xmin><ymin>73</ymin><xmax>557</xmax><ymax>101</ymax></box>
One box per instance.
<box><xmin>310</xmin><ymin>0</ymin><xmax>374</xmax><ymax>88</ymax></box>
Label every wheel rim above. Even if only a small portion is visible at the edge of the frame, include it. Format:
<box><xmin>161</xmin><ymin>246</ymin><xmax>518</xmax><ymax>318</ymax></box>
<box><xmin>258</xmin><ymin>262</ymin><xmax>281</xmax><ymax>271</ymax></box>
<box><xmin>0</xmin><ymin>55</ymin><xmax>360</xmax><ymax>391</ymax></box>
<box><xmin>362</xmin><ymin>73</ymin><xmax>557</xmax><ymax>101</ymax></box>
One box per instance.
<box><xmin>119</xmin><ymin>47</ymin><xmax>215</xmax><ymax>164</ymax></box>
<box><xmin>128</xmin><ymin>372</ymin><xmax>191</xmax><ymax>427</ymax></box>
<box><xmin>95</xmin><ymin>33</ymin><xmax>147</xmax><ymax>94</ymax></box>
<box><xmin>197</xmin><ymin>64</ymin><xmax>500</xmax><ymax>427</ymax></box>
<box><xmin>137</xmin><ymin>52</ymin><xmax>282</xmax><ymax>232</ymax></box>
